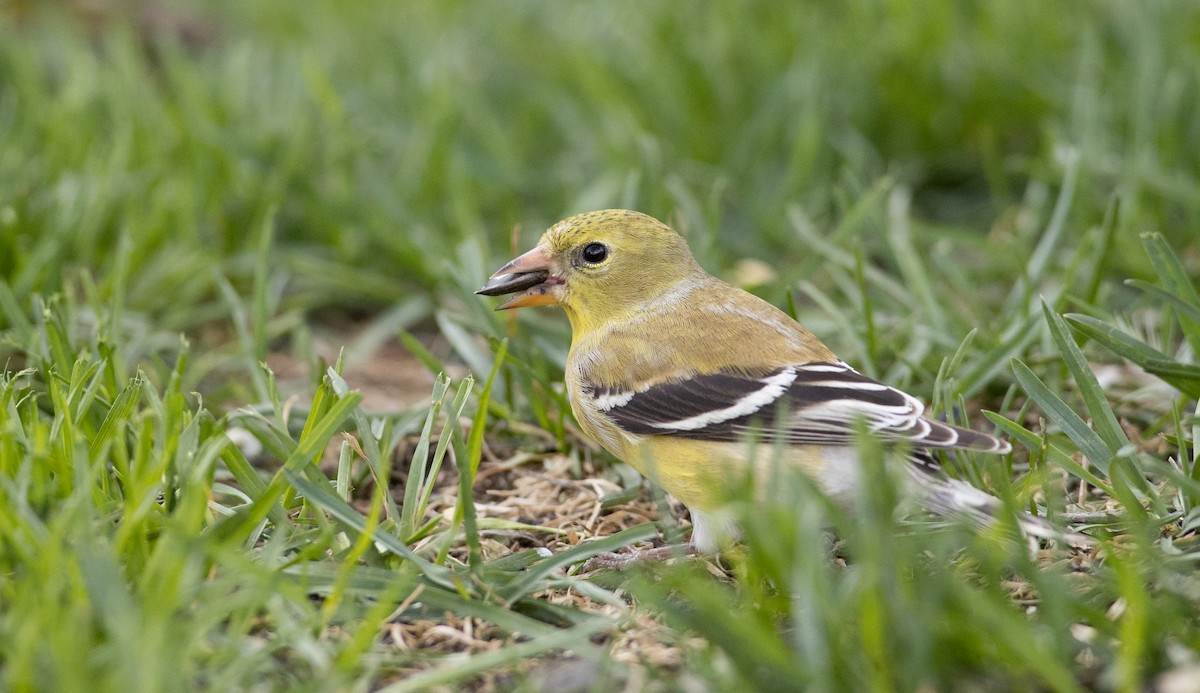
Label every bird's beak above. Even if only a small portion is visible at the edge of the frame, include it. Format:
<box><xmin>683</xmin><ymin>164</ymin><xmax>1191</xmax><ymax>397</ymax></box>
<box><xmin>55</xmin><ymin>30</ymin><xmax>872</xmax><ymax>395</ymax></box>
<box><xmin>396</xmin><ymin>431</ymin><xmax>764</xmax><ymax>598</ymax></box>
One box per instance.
<box><xmin>475</xmin><ymin>245</ymin><xmax>562</xmax><ymax>310</ymax></box>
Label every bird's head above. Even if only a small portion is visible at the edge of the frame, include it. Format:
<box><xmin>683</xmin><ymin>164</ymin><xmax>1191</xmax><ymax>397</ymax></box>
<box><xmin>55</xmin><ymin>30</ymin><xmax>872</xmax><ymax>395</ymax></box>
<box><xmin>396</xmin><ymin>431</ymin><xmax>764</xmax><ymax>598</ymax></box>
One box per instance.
<box><xmin>477</xmin><ymin>209</ymin><xmax>702</xmax><ymax>333</ymax></box>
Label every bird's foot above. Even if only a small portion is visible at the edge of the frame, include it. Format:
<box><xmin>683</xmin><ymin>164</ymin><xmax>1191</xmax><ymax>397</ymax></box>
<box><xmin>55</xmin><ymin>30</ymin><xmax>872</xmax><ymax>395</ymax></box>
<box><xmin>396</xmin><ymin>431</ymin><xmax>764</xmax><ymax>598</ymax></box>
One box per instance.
<box><xmin>580</xmin><ymin>544</ymin><xmax>695</xmax><ymax>572</ymax></box>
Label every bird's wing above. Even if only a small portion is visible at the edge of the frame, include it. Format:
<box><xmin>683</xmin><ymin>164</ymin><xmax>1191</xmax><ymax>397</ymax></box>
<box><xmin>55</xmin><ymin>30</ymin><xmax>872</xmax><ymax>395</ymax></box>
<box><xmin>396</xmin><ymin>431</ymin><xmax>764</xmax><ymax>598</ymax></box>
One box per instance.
<box><xmin>583</xmin><ymin>361</ymin><xmax>1010</xmax><ymax>453</ymax></box>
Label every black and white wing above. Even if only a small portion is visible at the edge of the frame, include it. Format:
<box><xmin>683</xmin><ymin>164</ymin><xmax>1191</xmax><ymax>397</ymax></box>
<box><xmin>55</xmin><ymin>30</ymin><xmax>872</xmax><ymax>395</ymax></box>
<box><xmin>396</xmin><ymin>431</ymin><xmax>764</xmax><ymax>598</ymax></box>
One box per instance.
<box><xmin>584</xmin><ymin>361</ymin><xmax>1010</xmax><ymax>454</ymax></box>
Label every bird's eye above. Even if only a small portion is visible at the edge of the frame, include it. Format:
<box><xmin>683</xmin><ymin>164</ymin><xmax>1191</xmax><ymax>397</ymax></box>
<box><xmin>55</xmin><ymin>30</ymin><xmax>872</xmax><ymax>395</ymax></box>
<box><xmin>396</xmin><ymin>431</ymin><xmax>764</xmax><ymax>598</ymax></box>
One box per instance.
<box><xmin>581</xmin><ymin>242</ymin><xmax>608</xmax><ymax>264</ymax></box>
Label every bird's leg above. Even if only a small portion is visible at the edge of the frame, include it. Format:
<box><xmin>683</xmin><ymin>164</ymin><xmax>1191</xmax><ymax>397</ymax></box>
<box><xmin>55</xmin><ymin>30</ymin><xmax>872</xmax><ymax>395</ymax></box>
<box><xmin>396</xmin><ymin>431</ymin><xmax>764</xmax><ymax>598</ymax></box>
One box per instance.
<box><xmin>580</xmin><ymin>544</ymin><xmax>696</xmax><ymax>572</ymax></box>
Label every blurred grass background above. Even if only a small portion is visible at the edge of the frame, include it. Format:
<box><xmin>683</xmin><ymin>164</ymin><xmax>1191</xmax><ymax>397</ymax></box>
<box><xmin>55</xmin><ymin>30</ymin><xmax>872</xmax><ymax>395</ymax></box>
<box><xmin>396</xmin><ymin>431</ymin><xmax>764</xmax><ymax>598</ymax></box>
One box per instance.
<box><xmin>3</xmin><ymin>0</ymin><xmax>1197</xmax><ymax>333</ymax></box>
<box><xmin>1</xmin><ymin>0</ymin><xmax>1199</xmax><ymax>690</ymax></box>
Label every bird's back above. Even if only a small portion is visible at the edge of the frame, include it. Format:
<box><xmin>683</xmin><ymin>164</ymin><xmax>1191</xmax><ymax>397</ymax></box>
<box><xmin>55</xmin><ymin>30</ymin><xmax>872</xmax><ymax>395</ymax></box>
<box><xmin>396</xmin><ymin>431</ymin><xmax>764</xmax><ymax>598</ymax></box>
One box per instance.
<box><xmin>568</xmin><ymin>274</ymin><xmax>836</xmax><ymax>386</ymax></box>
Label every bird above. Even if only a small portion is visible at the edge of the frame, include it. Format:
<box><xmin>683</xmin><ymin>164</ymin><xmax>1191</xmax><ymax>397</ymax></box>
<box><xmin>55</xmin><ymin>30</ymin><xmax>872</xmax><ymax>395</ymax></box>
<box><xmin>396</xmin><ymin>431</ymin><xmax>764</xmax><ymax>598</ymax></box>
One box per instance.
<box><xmin>476</xmin><ymin>209</ymin><xmax>1092</xmax><ymax>555</ymax></box>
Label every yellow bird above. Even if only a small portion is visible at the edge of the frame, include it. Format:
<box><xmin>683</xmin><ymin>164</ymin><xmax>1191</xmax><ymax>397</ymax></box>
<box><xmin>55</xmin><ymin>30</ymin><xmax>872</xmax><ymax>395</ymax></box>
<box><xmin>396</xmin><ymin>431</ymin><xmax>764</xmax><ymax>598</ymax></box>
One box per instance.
<box><xmin>478</xmin><ymin>209</ymin><xmax>1087</xmax><ymax>553</ymax></box>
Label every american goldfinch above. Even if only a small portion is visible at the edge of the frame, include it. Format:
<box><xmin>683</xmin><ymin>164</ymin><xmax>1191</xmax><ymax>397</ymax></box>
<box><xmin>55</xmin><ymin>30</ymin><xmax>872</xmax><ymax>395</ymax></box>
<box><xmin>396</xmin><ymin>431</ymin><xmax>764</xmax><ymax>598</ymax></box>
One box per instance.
<box><xmin>478</xmin><ymin>209</ymin><xmax>1089</xmax><ymax>552</ymax></box>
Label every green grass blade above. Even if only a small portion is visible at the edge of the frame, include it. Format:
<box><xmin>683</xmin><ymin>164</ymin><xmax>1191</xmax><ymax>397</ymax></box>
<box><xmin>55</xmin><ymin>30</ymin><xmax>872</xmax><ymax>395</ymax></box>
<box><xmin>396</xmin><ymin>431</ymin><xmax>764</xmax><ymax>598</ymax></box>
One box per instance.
<box><xmin>219</xmin><ymin>445</ymin><xmax>289</xmax><ymax>527</ymax></box>
<box><xmin>398</xmin><ymin>329</ymin><xmax>447</xmax><ymax>376</ymax></box>
<box><xmin>886</xmin><ymin>188</ymin><xmax>946</xmax><ymax>333</ymax></box>
<box><xmin>451</xmin><ymin>340</ymin><xmax>507</xmax><ymax>569</ymax></box>
<box><xmin>1066</xmin><ymin>313</ymin><xmax>1200</xmax><ymax>398</ymax></box>
<box><xmin>1140</xmin><ymin>232</ymin><xmax>1200</xmax><ymax>353</ymax></box>
<box><xmin>283</xmin><ymin>469</ymin><xmax>453</xmax><ymax>587</ymax></box>
<box><xmin>1041</xmin><ymin>299</ymin><xmax>1129</xmax><ymax>453</ymax></box>
<box><xmin>399</xmin><ymin>374</ymin><xmax>450</xmax><ymax>539</ymax></box>
<box><xmin>213</xmin><ymin>272</ymin><xmax>271</xmax><ymax>403</ymax></box>
<box><xmin>498</xmin><ymin>523</ymin><xmax>659</xmax><ymax>603</ymax></box>
<box><xmin>955</xmin><ymin>312</ymin><xmax>1041</xmax><ymax>399</ymax></box>
<box><xmin>1141</xmin><ymin>359</ymin><xmax>1200</xmax><ymax>384</ymax></box>
<box><xmin>1011</xmin><ymin>357</ymin><xmax>1112</xmax><ymax>472</ymax></box>
<box><xmin>285</xmin><ymin>562</ymin><xmax>596</xmax><ymax>639</ymax></box>
<box><xmin>1126</xmin><ymin>280</ymin><xmax>1200</xmax><ymax>326</ymax></box>
<box><xmin>87</xmin><ymin>373</ymin><xmax>144</xmax><ymax>460</ymax></box>
<box><xmin>983</xmin><ymin>411</ymin><xmax>1115</xmax><ymax>496</ymax></box>
<box><xmin>284</xmin><ymin>389</ymin><xmax>363</xmax><ymax>472</ymax></box>
<box><xmin>1005</xmin><ymin>148</ymin><xmax>1079</xmax><ymax>312</ymax></box>
<box><xmin>251</xmin><ymin>208</ymin><xmax>276</xmax><ymax>375</ymax></box>
<box><xmin>378</xmin><ymin>619</ymin><xmax>611</xmax><ymax>693</ymax></box>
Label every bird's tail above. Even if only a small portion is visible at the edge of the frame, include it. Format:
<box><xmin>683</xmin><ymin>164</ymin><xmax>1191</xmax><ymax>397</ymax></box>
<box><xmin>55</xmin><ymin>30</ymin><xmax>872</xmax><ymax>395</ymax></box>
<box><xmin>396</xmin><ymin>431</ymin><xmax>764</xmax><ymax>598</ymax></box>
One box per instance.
<box><xmin>909</xmin><ymin>469</ymin><xmax>1097</xmax><ymax>549</ymax></box>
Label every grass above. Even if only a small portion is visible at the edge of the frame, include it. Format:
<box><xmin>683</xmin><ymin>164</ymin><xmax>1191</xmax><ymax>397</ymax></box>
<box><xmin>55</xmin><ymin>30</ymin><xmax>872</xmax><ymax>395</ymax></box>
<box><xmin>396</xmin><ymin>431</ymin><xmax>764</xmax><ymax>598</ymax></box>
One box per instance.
<box><xmin>1</xmin><ymin>0</ymin><xmax>1199</xmax><ymax>690</ymax></box>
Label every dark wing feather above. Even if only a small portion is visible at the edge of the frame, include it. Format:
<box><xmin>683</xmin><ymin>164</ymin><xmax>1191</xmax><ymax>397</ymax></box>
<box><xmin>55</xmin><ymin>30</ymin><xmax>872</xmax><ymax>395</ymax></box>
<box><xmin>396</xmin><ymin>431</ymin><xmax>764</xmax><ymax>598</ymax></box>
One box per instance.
<box><xmin>591</xmin><ymin>371</ymin><xmax>770</xmax><ymax>434</ymax></box>
<box><xmin>586</xmin><ymin>361</ymin><xmax>1010</xmax><ymax>454</ymax></box>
